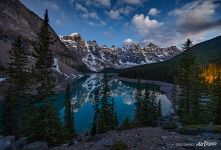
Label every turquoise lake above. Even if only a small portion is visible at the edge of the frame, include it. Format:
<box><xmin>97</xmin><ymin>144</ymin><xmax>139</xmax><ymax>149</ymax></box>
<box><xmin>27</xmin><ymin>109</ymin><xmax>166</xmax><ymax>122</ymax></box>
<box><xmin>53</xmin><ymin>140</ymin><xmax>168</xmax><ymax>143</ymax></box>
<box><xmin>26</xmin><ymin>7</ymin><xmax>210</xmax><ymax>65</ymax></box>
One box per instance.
<box><xmin>54</xmin><ymin>74</ymin><xmax>172</xmax><ymax>133</ymax></box>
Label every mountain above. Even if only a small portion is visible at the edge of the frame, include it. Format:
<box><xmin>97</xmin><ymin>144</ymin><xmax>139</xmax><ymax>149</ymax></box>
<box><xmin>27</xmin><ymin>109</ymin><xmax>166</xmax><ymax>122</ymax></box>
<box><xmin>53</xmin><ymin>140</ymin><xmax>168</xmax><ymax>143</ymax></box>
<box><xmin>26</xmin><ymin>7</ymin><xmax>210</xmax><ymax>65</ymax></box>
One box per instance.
<box><xmin>119</xmin><ymin>36</ymin><xmax>221</xmax><ymax>82</ymax></box>
<box><xmin>0</xmin><ymin>0</ymin><xmax>83</xmax><ymax>78</ymax></box>
<box><xmin>60</xmin><ymin>33</ymin><xmax>182</xmax><ymax>72</ymax></box>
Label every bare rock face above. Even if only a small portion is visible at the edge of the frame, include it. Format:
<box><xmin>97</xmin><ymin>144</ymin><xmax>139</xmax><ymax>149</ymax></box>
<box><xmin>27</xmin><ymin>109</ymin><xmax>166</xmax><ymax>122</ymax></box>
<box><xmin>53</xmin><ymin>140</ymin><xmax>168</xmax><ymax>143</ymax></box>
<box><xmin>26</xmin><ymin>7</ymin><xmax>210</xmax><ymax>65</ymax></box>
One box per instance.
<box><xmin>0</xmin><ymin>0</ymin><xmax>83</xmax><ymax>75</ymax></box>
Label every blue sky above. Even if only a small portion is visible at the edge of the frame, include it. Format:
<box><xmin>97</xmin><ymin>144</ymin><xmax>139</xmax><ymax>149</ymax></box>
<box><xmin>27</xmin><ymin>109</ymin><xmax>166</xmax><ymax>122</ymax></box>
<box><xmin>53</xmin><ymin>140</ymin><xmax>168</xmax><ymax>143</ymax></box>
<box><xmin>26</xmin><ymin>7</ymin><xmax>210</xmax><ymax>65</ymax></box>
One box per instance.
<box><xmin>20</xmin><ymin>0</ymin><xmax>221</xmax><ymax>47</ymax></box>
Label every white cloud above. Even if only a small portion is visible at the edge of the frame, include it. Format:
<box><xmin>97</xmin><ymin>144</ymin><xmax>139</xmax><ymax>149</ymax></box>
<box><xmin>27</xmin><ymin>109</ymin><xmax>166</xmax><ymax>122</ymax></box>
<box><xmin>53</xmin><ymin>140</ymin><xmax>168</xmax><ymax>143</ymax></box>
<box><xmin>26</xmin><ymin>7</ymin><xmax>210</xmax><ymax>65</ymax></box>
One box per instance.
<box><xmin>86</xmin><ymin>0</ymin><xmax>111</xmax><ymax>7</ymax></box>
<box><xmin>107</xmin><ymin>7</ymin><xmax>134</xmax><ymax>20</ymax></box>
<box><xmin>100</xmin><ymin>20</ymin><xmax>107</xmax><ymax>26</ymax></box>
<box><xmin>123</xmin><ymin>38</ymin><xmax>134</xmax><ymax>44</ymax></box>
<box><xmin>82</xmin><ymin>12</ymin><xmax>99</xmax><ymax>20</ymax></box>
<box><xmin>107</xmin><ymin>10</ymin><xmax>121</xmax><ymax>20</ymax></box>
<box><xmin>56</xmin><ymin>19</ymin><xmax>63</xmax><ymax>26</ymax></box>
<box><xmin>148</xmin><ymin>8</ymin><xmax>161</xmax><ymax>16</ymax></box>
<box><xmin>129</xmin><ymin>0</ymin><xmax>221</xmax><ymax>47</ymax></box>
<box><xmin>88</xmin><ymin>20</ymin><xmax>106</xmax><ymax>27</ymax></box>
<box><xmin>88</xmin><ymin>21</ymin><xmax>96</xmax><ymax>26</ymax></box>
<box><xmin>122</xmin><ymin>0</ymin><xmax>142</xmax><ymax>5</ymax></box>
<box><xmin>75</xmin><ymin>3</ymin><xmax>88</xmax><ymax>12</ymax></box>
<box><xmin>169</xmin><ymin>0</ymin><xmax>220</xmax><ymax>33</ymax></box>
<box><xmin>43</xmin><ymin>1</ymin><xmax>59</xmax><ymax>11</ymax></box>
<box><xmin>132</xmin><ymin>14</ymin><xmax>163</xmax><ymax>35</ymax></box>
<box><xmin>118</xmin><ymin>7</ymin><xmax>134</xmax><ymax>15</ymax></box>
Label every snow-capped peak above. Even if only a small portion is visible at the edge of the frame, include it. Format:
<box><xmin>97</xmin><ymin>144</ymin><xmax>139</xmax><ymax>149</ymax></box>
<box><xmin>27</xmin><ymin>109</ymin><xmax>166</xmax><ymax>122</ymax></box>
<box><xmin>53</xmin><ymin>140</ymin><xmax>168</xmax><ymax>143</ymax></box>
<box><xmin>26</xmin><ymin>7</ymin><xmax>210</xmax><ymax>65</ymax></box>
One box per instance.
<box><xmin>60</xmin><ymin>33</ymin><xmax>182</xmax><ymax>72</ymax></box>
<box><xmin>70</xmin><ymin>32</ymin><xmax>80</xmax><ymax>36</ymax></box>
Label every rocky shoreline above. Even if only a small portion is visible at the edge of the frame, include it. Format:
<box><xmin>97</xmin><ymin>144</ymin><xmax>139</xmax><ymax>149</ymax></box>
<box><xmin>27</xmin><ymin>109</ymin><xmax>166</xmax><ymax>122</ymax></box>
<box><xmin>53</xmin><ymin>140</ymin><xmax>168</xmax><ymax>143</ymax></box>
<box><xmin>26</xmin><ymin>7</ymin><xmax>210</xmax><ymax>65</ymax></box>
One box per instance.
<box><xmin>51</xmin><ymin>127</ymin><xmax>221</xmax><ymax>150</ymax></box>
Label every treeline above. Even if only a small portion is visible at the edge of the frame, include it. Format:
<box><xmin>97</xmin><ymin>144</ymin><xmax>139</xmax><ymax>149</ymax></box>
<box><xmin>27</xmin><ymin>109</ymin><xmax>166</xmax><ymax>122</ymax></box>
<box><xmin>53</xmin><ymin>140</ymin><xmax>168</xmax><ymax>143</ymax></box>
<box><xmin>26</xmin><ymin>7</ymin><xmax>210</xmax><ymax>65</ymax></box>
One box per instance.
<box><xmin>119</xmin><ymin>57</ymin><xmax>180</xmax><ymax>83</ymax></box>
<box><xmin>119</xmin><ymin>36</ymin><xmax>221</xmax><ymax>83</ymax></box>
<box><xmin>121</xmin><ymin>38</ymin><xmax>221</xmax><ymax>126</ymax></box>
<box><xmin>172</xmin><ymin>39</ymin><xmax>221</xmax><ymax>125</ymax></box>
<box><xmin>2</xmin><ymin>10</ymin><xmax>75</xmax><ymax>145</ymax></box>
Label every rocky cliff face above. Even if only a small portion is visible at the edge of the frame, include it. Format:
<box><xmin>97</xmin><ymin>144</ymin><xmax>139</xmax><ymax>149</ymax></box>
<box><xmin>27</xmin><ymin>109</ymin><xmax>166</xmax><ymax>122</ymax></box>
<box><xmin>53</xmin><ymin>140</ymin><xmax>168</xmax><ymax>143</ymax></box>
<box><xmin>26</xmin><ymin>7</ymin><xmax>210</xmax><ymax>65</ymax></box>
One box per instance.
<box><xmin>60</xmin><ymin>33</ymin><xmax>182</xmax><ymax>72</ymax></box>
<box><xmin>0</xmin><ymin>0</ymin><xmax>83</xmax><ymax>77</ymax></box>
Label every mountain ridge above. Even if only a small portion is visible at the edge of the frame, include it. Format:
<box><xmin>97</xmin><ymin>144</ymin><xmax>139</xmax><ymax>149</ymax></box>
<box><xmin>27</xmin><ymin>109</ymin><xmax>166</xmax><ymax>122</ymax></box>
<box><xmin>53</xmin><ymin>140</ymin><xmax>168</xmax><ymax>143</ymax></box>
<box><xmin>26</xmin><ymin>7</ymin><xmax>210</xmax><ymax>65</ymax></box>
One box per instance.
<box><xmin>60</xmin><ymin>33</ymin><xmax>182</xmax><ymax>72</ymax></box>
<box><xmin>119</xmin><ymin>35</ymin><xmax>221</xmax><ymax>82</ymax></box>
<box><xmin>0</xmin><ymin>0</ymin><xmax>84</xmax><ymax>78</ymax></box>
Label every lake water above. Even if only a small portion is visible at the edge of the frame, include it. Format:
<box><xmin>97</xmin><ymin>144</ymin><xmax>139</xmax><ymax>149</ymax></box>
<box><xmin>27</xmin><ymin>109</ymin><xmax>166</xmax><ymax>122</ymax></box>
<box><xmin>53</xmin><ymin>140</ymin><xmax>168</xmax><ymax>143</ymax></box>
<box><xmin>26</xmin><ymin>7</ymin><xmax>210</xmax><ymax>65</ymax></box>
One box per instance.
<box><xmin>54</xmin><ymin>74</ymin><xmax>172</xmax><ymax>133</ymax></box>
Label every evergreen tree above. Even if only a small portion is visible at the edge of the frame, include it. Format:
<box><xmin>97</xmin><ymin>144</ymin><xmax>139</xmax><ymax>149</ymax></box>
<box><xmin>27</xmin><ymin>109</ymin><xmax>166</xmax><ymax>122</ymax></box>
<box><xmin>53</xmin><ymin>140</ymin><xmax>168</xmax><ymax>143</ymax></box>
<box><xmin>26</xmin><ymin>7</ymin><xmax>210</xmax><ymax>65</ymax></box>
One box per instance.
<box><xmin>171</xmin><ymin>85</ymin><xmax>179</xmax><ymax>114</ymax></box>
<box><xmin>148</xmin><ymin>83</ymin><xmax>158</xmax><ymax>126</ymax></box>
<box><xmin>96</xmin><ymin>73</ymin><xmax>118</xmax><ymax>133</ymax></box>
<box><xmin>64</xmin><ymin>82</ymin><xmax>75</xmax><ymax>139</ymax></box>
<box><xmin>178</xmin><ymin>39</ymin><xmax>203</xmax><ymax>125</ymax></box>
<box><xmin>91</xmin><ymin>89</ymin><xmax>100</xmax><ymax>135</ymax></box>
<box><xmin>143</xmin><ymin>85</ymin><xmax>151</xmax><ymax>126</ymax></box>
<box><xmin>119</xmin><ymin>117</ymin><xmax>132</xmax><ymax>130</ymax></box>
<box><xmin>34</xmin><ymin>9</ymin><xmax>54</xmax><ymax>98</ymax></box>
<box><xmin>158</xmin><ymin>99</ymin><xmax>162</xmax><ymax>120</ymax></box>
<box><xmin>4</xmin><ymin>36</ymin><xmax>29</xmax><ymax>136</ymax></box>
<box><xmin>134</xmin><ymin>78</ymin><xmax>144</xmax><ymax>126</ymax></box>
<box><xmin>211</xmin><ymin>64</ymin><xmax>221</xmax><ymax>124</ymax></box>
<box><xmin>32</xmin><ymin>9</ymin><xmax>63</xmax><ymax>144</ymax></box>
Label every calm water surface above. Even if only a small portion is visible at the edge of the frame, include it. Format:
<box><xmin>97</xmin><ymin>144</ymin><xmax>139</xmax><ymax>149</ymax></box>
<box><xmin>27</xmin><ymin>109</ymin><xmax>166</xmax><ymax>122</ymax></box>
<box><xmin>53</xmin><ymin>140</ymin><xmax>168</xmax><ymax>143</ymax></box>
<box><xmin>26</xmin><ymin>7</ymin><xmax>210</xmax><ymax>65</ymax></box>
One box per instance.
<box><xmin>54</xmin><ymin>74</ymin><xmax>172</xmax><ymax>133</ymax></box>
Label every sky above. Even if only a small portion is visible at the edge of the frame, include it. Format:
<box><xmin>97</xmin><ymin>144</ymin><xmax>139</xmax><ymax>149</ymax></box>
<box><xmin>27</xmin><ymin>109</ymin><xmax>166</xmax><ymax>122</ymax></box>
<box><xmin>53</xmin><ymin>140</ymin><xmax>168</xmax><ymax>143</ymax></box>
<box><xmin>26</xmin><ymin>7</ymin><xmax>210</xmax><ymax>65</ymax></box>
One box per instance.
<box><xmin>20</xmin><ymin>0</ymin><xmax>221</xmax><ymax>48</ymax></box>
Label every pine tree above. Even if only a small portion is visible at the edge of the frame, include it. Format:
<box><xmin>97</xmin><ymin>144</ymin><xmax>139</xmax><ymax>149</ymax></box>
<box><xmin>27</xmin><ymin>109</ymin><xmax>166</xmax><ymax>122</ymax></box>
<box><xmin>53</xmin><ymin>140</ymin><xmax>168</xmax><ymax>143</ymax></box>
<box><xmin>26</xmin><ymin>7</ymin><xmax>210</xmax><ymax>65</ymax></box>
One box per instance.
<box><xmin>64</xmin><ymin>82</ymin><xmax>75</xmax><ymax>139</ymax></box>
<box><xmin>4</xmin><ymin>36</ymin><xmax>29</xmax><ymax>136</ymax></box>
<box><xmin>148</xmin><ymin>83</ymin><xmax>158</xmax><ymax>126</ymax></box>
<box><xmin>119</xmin><ymin>117</ymin><xmax>132</xmax><ymax>130</ymax></box>
<box><xmin>32</xmin><ymin>9</ymin><xmax>63</xmax><ymax>144</ymax></box>
<box><xmin>34</xmin><ymin>9</ymin><xmax>54</xmax><ymax>98</ymax></box>
<box><xmin>100</xmin><ymin>73</ymin><xmax>110</xmax><ymax>131</ymax></box>
<box><xmin>171</xmin><ymin>84</ymin><xmax>179</xmax><ymax>114</ymax></box>
<box><xmin>190</xmin><ymin>57</ymin><xmax>203</xmax><ymax>123</ymax></box>
<box><xmin>97</xmin><ymin>73</ymin><xmax>118</xmax><ymax>133</ymax></box>
<box><xmin>178</xmin><ymin>39</ymin><xmax>203</xmax><ymax>125</ymax></box>
<box><xmin>134</xmin><ymin>78</ymin><xmax>145</xmax><ymax>126</ymax></box>
<box><xmin>158</xmin><ymin>100</ymin><xmax>162</xmax><ymax>120</ymax></box>
<box><xmin>143</xmin><ymin>85</ymin><xmax>150</xmax><ymax>126</ymax></box>
<box><xmin>211</xmin><ymin>64</ymin><xmax>221</xmax><ymax>124</ymax></box>
<box><xmin>91</xmin><ymin>89</ymin><xmax>100</xmax><ymax>135</ymax></box>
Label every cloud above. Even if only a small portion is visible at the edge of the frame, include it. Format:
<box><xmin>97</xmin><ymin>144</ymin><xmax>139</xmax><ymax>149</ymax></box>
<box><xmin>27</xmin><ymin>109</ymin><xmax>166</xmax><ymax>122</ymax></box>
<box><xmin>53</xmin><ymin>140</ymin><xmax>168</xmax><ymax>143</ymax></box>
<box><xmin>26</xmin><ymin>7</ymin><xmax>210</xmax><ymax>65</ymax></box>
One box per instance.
<box><xmin>132</xmin><ymin>14</ymin><xmax>163</xmax><ymax>35</ymax></box>
<box><xmin>82</xmin><ymin>12</ymin><xmax>99</xmax><ymax>20</ymax></box>
<box><xmin>88</xmin><ymin>20</ymin><xmax>106</xmax><ymax>27</ymax></box>
<box><xmin>42</xmin><ymin>0</ymin><xmax>59</xmax><ymax>11</ymax></box>
<box><xmin>122</xmin><ymin>0</ymin><xmax>142</xmax><ymax>5</ymax></box>
<box><xmin>148</xmin><ymin>8</ymin><xmax>161</xmax><ymax>16</ymax></box>
<box><xmin>123</xmin><ymin>38</ymin><xmax>134</xmax><ymax>44</ymax></box>
<box><xmin>169</xmin><ymin>0</ymin><xmax>221</xmax><ymax>33</ymax></box>
<box><xmin>75</xmin><ymin>3</ymin><xmax>88</xmax><ymax>13</ymax></box>
<box><xmin>86</xmin><ymin>0</ymin><xmax>111</xmax><ymax>7</ymax></box>
<box><xmin>68</xmin><ymin>0</ymin><xmax>75</xmax><ymax>6</ymax></box>
<box><xmin>129</xmin><ymin>0</ymin><xmax>221</xmax><ymax>47</ymax></box>
<box><xmin>118</xmin><ymin>7</ymin><xmax>134</xmax><ymax>15</ymax></box>
<box><xmin>107</xmin><ymin>10</ymin><xmax>121</xmax><ymax>20</ymax></box>
<box><xmin>56</xmin><ymin>19</ymin><xmax>63</xmax><ymax>26</ymax></box>
<box><xmin>107</xmin><ymin>6</ymin><xmax>134</xmax><ymax>20</ymax></box>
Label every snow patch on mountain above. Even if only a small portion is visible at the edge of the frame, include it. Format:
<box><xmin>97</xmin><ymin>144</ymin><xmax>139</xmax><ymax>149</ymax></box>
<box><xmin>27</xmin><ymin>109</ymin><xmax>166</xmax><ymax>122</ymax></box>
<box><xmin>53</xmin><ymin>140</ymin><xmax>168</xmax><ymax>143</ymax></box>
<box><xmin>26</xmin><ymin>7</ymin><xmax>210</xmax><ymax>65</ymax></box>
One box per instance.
<box><xmin>60</xmin><ymin>33</ymin><xmax>182</xmax><ymax>72</ymax></box>
<box><xmin>70</xmin><ymin>32</ymin><xmax>79</xmax><ymax>36</ymax></box>
<box><xmin>53</xmin><ymin>57</ymin><xmax>62</xmax><ymax>74</ymax></box>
